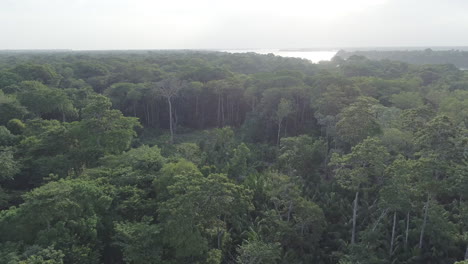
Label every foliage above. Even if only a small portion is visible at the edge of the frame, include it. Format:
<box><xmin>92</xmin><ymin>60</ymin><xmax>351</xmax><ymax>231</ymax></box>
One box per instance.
<box><xmin>236</xmin><ymin>237</ymin><xmax>281</xmax><ymax>264</ymax></box>
<box><xmin>114</xmin><ymin>217</ymin><xmax>162</xmax><ymax>264</ymax></box>
<box><xmin>0</xmin><ymin>50</ymin><xmax>466</xmax><ymax>264</ymax></box>
<box><xmin>336</xmin><ymin>97</ymin><xmax>381</xmax><ymax>146</ymax></box>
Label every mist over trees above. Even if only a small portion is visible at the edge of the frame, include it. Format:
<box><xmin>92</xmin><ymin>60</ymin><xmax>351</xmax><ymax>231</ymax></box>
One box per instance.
<box><xmin>0</xmin><ymin>50</ymin><xmax>467</xmax><ymax>264</ymax></box>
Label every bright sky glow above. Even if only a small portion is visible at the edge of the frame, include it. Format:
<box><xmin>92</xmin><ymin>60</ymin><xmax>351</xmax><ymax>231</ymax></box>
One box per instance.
<box><xmin>0</xmin><ymin>0</ymin><xmax>467</xmax><ymax>49</ymax></box>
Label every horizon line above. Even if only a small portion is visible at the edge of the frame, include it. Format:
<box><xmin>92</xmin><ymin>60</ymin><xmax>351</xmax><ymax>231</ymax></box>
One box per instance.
<box><xmin>1</xmin><ymin>45</ymin><xmax>468</xmax><ymax>52</ymax></box>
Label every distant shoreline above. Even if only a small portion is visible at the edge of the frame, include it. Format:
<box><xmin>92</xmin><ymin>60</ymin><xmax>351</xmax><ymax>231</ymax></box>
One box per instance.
<box><xmin>2</xmin><ymin>46</ymin><xmax>468</xmax><ymax>52</ymax></box>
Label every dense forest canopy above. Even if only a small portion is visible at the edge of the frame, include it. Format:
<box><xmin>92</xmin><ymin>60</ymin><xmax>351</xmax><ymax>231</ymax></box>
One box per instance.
<box><xmin>0</xmin><ymin>50</ymin><xmax>467</xmax><ymax>264</ymax></box>
<box><xmin>337</xmin><ymin>49</ymin><xmax>468</xmax><ymax>69</ymax></box>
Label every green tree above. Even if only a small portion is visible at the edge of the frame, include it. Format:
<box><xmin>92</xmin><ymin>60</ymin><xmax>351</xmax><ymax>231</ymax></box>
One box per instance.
<box><xmin>278</xmin><ymin>135</ymin><xmax>326</xmax><ymax>186</ymax></box>
<box><xmin>275</xmin><ymin>98</ymin><xmax>293</xmax><ymax>146</ymax></box>
<box><xmin>399</xmin><ymin>106</ymin><xmax>435</xmax><ymax>135</ymax></box>
<box><xmin>0</xmin><ymin>91</ymin><xmax>28</xmax><ymax>125</ymax></box>
<box><xmin>104</xmin><ymin>82</ymin><xmax>143</xmax><ymax>117</ymax></box>
<box><xmin>0</xmin><ymin>71</ymin><xmax>21</xmax><ymax>89</ymax></box>
<box><xmin>17</xmin><ymin>81</ymin><xmax>75</xmax><ymax>120</ymax></box>
<box><xmin>228</xmin><ymin>143</ymin><xmax>253</xmax><ymax>181</ymax></box>
<box><xmin>173</xmin><ymin>142</ymin><xmax>204</xmax><ymax>165</ymax></box>
<box><xmin>379</xmin><ymin>156</ymin><xmax>414</xmax><ymax>255</ymax></box>
<box><xmin>6</xmin><ymin>119</ymin><xmax>26</xmax><ymax>135</ymax></box>
<box><xmin>0</xmin><ymin>179</ymin><xmax>112</xmax><ymax>264</ymax></box>
<box><xmin>69</xmin><ymin>95</ymin><xmax>140</xmax><ymax>166</ymax></box>
<box><xmin>236</xmin><ymin>236</ymin><xmax>281</xmax><ymax>264</ymax></box>
<box><xmin>0</xmin><ymin>126</ymin><xmax>16</xmax><ymax>146</ymax></box>
<box><xmin>255</xmin><ymin>172</ymin><xmax>326</xmax><ymax>262</ymax></box>
<box><xmin>114</xmin><ymin>216</ymin><xmax>162</xmax><ymax>264</ymax></box>
<box><xmin>330</xmin><ymin>137</ymin><xmax>389</xmax><ymax>244</ymax></box>
<box><xmin>11</xmin><ymin>63</ymin><xmax>61</xmax><ymax>86</ymax></box>
<box><xmin>154</xmin><ymin>78</ymin><xmax>187</xmax><ymax>144</ymax></box>
<box><xmin>336</xmin><ymin>96</ymin><xmax>381</xmax><ymax>146</ymax></box>
<box><xmin>0</xmin><ymin>147</ymin><xmax>20</xmax><ymax>181</ymax></box>
<box><xmin>314</xmin><ymin>84</ymin><xmax>360</xmax><ymax>117</ymax></box>
<box><xmin>202</xmin><ymin>127</ymin><xmax>236</xmax><ymax>172</ymax></box>
<box><xmin>156</xmin><ymin>161</ymin><xmax>252</xmax><ymax>261</ymax></box>
<box><xmin>390</xmin><ymin>91</ymin><xmax>424</xmax><ymax>110</ymax></box>
<box><xmin>19</xmin><ymin>246</ymin><xmax>65</xmax><ymax>264</ymax></box>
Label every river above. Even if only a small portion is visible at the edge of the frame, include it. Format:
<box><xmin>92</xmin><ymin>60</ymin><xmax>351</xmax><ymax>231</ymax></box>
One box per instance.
<box><xmin>220</xmin><ymin>49</ymin><xmax>338</xmax><ymax>63</ymax></box>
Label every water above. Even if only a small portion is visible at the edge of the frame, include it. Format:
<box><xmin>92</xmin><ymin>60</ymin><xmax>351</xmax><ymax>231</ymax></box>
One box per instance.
<box><xmin>220</xmin><ymin>49</ymin><xmax>338</xmax><ymax>63</ymax></box>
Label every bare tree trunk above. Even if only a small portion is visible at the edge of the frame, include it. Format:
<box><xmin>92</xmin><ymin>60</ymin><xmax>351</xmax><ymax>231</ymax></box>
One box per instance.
<box><xmin>226</xmin><ymin>96</ymin><xmax>230</xmax><ymax>125</ymax></box>
<box><xmin>232</xmin><ymin>100</ymin><xmax>235</xmax><ymax>125</ymax></box>
<box><xmin>150</xmin><ymin>101</ymin><xmax>154</xmax><ymax>127</ymax></box>
<box><xmin>228</xmin><ymin>99</ymin><xmax>235</xmax><ymax>126</ymax></box>
<box><xmin>221</xmin><ymin>95</ymin><xmax>225</xmax><ymax>127</ymax></box>
<box><xmin>352</xmin><ymin>191</ymin><xmax>359</xmax><ymax>244</ymax></box>
<box><xmin>173</xmin><ymin>108</ymin><xmax>178</xmax><ymax>134</ymax></box>
<box><xmin>201</xmin><ymin>107</ymin><xmax>205</xmax><ymax>129</ymax></box>
<box><xmin>277</xmin><ymin>121</ymin><xmax>281</xmax><ymax>146</ymax></box>
<box><xmin>195</xmin><ymin>96</ymin><xmax>199</xmax><ymax>128</ymax></box>
<box><xmin>465</xmin><ymin>245</ymin><xmax>468</xmax><ymax>260</ymax></box>
<box><xmin>405</xmin><ymin>211</ymin><xmax>410</xmax><ymax>249</ymax></box>
<box><xmin>284</xmin><ymin>121</ymin><xmax>287</xmax><ymax>137</ymax></box>
<box><xmin>217</xmin><ymin>94</ymin><xmax>221</xmax><ymax>127</ymax></box>
<box><xmin>146</xmin><ymin>103</ymin><xmax>150</xmax><ymax>126</ymax></box>
<box><xmin>153</xmin><ymin>101</ymin><xmax>158</xmax><ymax>128</ymax></box>
<box><xmin>390</xmin><ymin>211</ymin><xmax>397</xmax><ymax>255</ymax></box>
<box><xmin>287</xmin><ymin>201</ymin><xmax>293</xmax><ymax>222</ymax></box>
<box><xmin>217</xmin><ymin>230</ymin><xmax>224</xmax><ymax>249</ymax></box>
<box><xmin>301</xmin><ymin>101</ymin><xmax>306</xmax><ymax>125</ymax></box>
<box><xmin>294</xmin><ymin>99</ymin><xmax>298</xmax><ymax>132</ymax></box>
<box><xmin>236</xmin><ymin>101</ymin><xmax>240</xmax><ymax>126</ymax></box>
<box><xmin>168</xmin><ymin>97</ymin><xmax>174</xmax><ymax>144</ymax></box>
<box><xmin>273</xmin><ymin>202</ymin><xmax>282</xmax><ymax>221</ymax></box>
<box><xmin>372</xmin><ymin>208</ymin><xmax>388</xmax><ymax>231</ymax></box>
<box><xmin>419</xmin><ymin>194</ymin><xmax>430</xmax><ymax>249</ymax></box>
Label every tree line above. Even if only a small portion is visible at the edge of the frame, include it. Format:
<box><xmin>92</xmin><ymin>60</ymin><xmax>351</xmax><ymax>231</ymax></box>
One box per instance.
<box><xmin>337</xmin><ymin>48</ymin><xmax>468</xmax><ymax>69</ymax></box>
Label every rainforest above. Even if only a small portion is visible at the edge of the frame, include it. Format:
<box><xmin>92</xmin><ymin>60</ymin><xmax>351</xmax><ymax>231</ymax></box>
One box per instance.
<box><xmin>0</xmin><ymin>50</ymin><xmax>467</xmax><ymax>264</ymax></box>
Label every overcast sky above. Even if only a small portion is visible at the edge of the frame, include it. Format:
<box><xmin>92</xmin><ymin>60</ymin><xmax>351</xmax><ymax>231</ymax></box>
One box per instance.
<box><xmin>1</xmin><ymin>0</ymin><xmax>467</xmax><ymax>50</ymax></box>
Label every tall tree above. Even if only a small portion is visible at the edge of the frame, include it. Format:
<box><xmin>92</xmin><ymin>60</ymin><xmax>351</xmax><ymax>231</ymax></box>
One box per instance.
<box><xmin>0</xmin><ymin>179</ymin><xmax>112</xmax><ymax>264</ymax></box>
<box><xmin>155</xmin><ymin>161</ymin><xmax>252</xmax><ymax>262</ymax></box>
<box><xmin>154</xmin><ymin>78</ymin><xmax>186</xmax><ymax>144</ymax></box>
<box><xmin>336</xmin><ymin>96</ymin><xmax>381</xmax><ymax>146</ymax></box>
<box><xmin>330</xmin><ymin>137</ymin><xmax>389</xmax><ymax>244</ymax></box>
<box><xmin>70</xmin><ymin>94</ymin><xmax>140</xmax><ymax>167</ymax></box>
<box><xmin>276</xmin><ymin>98</ymin><xmax>293</xmax><ymax>146</ymax></box>
<box><xmin>380</xmin><ymin>156</ymin><xmax>413</xmax><ymax>255</ymax></box>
